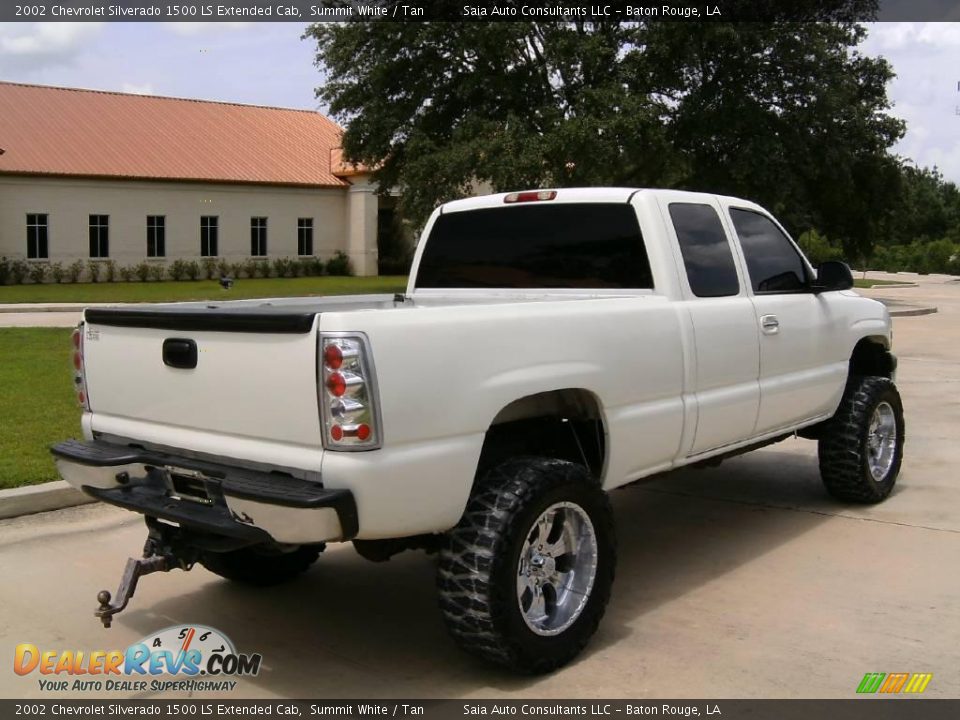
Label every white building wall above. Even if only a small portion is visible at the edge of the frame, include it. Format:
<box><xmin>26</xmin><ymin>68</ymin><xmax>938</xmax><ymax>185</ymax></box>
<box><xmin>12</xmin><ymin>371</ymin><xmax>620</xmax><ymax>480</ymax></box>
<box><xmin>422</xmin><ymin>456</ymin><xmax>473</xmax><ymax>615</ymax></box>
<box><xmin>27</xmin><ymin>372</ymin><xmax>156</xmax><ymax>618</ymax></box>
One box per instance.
<box><xmin>346</xmin><ymin>175</ymin><xmax>379</xmax><ymax>277</ymax></box>
<box><xmin>0</xmin><ymin>175</ymin><xmax>355</xmax><ymax>268</ymax></box>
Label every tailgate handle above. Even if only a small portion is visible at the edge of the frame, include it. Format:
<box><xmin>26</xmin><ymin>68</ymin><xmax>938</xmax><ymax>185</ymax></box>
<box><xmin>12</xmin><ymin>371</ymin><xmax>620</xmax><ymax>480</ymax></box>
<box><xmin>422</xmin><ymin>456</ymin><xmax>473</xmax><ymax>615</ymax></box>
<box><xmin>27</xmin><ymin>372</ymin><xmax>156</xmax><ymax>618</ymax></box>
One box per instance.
<box><xmin>162</xmin><ymin>338</ymin><xmax>198</xmax><ymax>369</ymax></box>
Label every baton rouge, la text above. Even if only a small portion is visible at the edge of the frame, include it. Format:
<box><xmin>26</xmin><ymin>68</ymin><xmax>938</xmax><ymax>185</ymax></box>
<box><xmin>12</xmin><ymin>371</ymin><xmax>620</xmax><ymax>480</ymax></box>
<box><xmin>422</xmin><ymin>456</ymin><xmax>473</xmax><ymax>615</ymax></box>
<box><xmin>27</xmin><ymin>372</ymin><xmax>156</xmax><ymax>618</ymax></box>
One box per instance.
<box><xmin>461</xmin><ymin>5</ymin><xmax>721</xmax><ymax>17</ymax></box>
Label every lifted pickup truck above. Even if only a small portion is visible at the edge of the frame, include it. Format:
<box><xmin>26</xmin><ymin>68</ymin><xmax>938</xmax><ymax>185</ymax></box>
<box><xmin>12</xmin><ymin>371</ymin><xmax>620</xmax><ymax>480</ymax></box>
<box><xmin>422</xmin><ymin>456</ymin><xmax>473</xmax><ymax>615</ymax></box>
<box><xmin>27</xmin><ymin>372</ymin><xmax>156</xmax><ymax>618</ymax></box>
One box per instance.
<box><xmin>53</xmin><ymin>188</ymin><xmax>904</xmax><ymax>673</ymax></box>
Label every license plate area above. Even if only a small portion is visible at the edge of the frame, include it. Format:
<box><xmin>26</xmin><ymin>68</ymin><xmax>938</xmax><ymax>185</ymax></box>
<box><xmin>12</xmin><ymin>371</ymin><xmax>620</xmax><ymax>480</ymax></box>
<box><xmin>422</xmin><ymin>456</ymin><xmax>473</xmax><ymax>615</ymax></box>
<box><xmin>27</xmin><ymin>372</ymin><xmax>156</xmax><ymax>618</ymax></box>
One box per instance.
<box><xmin>162</xmin><ymin>466</ymin><xmax>214</xmax><ymax>506</ymax></box>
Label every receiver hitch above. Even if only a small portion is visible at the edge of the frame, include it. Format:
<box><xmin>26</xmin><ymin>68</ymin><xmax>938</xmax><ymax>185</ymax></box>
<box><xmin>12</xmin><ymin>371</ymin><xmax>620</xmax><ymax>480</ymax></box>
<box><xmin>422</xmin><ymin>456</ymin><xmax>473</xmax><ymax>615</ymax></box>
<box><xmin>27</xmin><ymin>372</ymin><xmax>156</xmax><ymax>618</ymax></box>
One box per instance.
<box><xmin>95</xmin><ymin>518</ymin><xmax>198</xmax><ymax>628</ymax></box>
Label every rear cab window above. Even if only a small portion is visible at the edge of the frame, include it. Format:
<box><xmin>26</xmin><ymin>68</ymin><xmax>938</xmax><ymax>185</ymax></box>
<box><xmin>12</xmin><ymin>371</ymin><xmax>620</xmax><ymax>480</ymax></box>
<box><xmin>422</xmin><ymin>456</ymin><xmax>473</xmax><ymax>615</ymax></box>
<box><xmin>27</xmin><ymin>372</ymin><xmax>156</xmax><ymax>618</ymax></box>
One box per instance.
<box><xmin>415</xmin><ymin>203</ymin><xmax>653</xmax><ymax>289</ymax></box>
<box><xmin>729</xmin><ymin>208</ymin><xmax>812</xmax><ymax>294</ymax></box>
<box><xmin>668</xmin><ymin>202</ymin><xmax>740</xmax><ymax>298</ymax></box>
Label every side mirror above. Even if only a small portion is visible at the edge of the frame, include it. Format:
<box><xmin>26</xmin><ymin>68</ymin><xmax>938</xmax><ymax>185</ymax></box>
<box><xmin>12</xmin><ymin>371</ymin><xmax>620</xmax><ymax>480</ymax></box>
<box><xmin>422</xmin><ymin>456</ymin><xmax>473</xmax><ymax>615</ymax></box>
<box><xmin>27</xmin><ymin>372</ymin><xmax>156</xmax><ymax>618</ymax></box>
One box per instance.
<box><xmin>812</xmin><ymin>261</ymin><xmax>854</xmax><ymax>293</ymax></box>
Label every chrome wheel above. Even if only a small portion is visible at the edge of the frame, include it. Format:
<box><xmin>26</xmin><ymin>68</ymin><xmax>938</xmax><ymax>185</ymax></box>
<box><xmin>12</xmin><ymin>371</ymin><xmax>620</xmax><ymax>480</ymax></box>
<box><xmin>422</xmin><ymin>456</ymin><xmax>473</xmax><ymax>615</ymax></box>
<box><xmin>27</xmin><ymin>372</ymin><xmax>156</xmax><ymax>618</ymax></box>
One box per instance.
<box><xmin>516</xmin><ymin>501</ymin><xmax>598</xmax><ymax>636</ymax></box>
<box><xmin>867</xmin><ymin>401</ymin><xmax>898</xmax><ymax>481</ymax></box>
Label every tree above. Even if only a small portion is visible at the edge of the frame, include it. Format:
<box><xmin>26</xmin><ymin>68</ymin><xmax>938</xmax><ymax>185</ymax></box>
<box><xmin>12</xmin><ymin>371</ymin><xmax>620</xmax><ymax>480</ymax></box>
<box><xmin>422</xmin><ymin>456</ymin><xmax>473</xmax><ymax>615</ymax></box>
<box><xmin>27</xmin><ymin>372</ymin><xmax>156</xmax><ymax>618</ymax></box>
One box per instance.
<box><xmin>885</xmin><ymin>165</ymin><xmax>960</xmax><ymax>245</ymax></box>
<box><xmin>306</xmin><ymin>2</ymin><xmax>904</xmax><ymax>253</ymax></box>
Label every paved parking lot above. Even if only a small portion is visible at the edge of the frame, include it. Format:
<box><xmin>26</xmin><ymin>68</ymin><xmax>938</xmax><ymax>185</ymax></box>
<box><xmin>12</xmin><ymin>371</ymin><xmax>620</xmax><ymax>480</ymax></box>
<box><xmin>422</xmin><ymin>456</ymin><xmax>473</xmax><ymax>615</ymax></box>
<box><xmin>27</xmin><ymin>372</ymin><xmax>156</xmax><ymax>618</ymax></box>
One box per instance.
<box><xmin>1</xmin><ymin>275</ymin><xmax>957</xmax><ymax>699</ymax></box>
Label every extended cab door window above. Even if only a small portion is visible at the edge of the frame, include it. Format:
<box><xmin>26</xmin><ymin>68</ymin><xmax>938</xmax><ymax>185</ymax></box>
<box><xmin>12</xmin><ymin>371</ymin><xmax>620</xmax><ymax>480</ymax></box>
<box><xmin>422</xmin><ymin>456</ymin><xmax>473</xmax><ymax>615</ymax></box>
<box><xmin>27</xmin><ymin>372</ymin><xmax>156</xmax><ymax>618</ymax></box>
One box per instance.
<box><xmin>664</xmin><ymin>200</ymin><xmax>759</xmax><ymax>455</ymax></box>
<box><xmin>415</xmin><ymin>203</ymin><xmax>652</xmax><ymax>289</ymax></box>
<box><xmin>669</xmin><ymin>203</ymin><xmax>740</xmax><ymax>297</ymax></box>
<box><xmin>729</xmin><ymin>208</ymin><xmax>810</xmax><ymax>294</ymax></box>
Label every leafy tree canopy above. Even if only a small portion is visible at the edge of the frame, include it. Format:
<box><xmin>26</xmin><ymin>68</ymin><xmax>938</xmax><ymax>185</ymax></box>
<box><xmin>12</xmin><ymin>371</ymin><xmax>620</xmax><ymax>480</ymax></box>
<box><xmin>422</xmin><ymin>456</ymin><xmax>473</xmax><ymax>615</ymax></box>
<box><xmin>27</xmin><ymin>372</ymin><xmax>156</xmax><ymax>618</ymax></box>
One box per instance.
<box><xmin>306</xmin><ymin>4</ymin><xmax>905</xmax><ymax>261</ymax></box>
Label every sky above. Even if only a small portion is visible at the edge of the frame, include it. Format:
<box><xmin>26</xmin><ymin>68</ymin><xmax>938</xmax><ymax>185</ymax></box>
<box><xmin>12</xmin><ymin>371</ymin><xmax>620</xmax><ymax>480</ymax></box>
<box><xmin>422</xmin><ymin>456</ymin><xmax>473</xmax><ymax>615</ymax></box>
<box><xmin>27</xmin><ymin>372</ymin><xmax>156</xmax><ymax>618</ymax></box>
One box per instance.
<box><xmin>0</xmin><ymin>21</ymin><xmax>959</xmax><ymax>183</ymax></box>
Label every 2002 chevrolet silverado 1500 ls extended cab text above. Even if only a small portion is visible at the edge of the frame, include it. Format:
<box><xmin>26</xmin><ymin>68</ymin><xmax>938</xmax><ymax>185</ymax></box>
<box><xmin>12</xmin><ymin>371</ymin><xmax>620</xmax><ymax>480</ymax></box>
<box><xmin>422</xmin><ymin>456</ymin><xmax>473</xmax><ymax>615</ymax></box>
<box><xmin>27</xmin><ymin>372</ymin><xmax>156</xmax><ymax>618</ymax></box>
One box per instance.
<box><xmin>53</xmin><ymin>188</ymin><xmax>904</xmax><ymax>673</ymax></box>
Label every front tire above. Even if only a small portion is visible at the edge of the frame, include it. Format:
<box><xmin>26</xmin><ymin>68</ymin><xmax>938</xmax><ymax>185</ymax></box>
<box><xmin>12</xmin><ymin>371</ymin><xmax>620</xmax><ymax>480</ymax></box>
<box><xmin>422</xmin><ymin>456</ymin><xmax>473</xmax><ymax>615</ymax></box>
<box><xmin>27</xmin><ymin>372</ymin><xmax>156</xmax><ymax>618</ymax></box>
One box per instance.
<box><xmin>199</xmin><ymin>544</ymin><xmax>322</xmax><ymax>586</ymax></box>
<box><xmin>437</xmin><ymin>457</ymin><xmax>615</xmax><ymax>674</ymax></box>
<box><xmin>819</xmin><ymin>376</ymin><xmax>905</xmax><ymax>503</ymax></box>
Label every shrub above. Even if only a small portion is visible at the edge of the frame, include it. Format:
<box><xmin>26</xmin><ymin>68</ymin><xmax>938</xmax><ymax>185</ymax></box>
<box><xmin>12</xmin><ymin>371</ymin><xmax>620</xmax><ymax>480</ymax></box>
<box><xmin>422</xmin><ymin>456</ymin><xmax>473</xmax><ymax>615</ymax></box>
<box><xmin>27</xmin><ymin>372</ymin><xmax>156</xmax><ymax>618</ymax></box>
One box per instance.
<box><xmin>272</xmin><ymin>257</ymin><xmax>295</xmax><ymax>278</ymax></box>
<box><xmin>202</xmin><ymin>258</ymin><xmax>218</xmax><ymax>280</ymax></box>
<box><xmin>87</xmin><ymin>260</ymin><xmax>101</xmax><ymax>284</ymax></box>
<box><xmin>148</xmin><ymin>264</ymin><xmax>164</xmax><ymax>282</ymax></box>
<box><xmin>0</xmin><ymin>257</ymin><xmax>9</xmax><ymax>285</ymax></box>
<box><xmin>50</xmin><ymin>262</ymin><xmax>65</xmax><ymax>284</ymax></box>
<box><xmin>326</xmin><ymin>251</ymin><xmax>353</xmax><ymax>277</ymax></box>
<box><xmin>216</xmin><ymin>259</ymin><xmax>230</xmax><ymax>278</ymax></box>
<box><xmin>168</xmin><ymin>259</ymin><xmax>187</xmax><ymax>281</ymax></box>
<box><xmin>134</xmin><ymin>262</ymin><xmax>151</xmax><ymax>282</ymax></box>
<box><xmin>184</xmin><ymin>260</ymin><xmax>201</xmax><ymax>281</ymax></box>
<box><xmin>797</xmin><ymin>229</ymin><xmax>844</xmax><ymax>266</ymax></box>
<box><xmin>66</xmin><ymin>260</ymin><xmax>84</xmax><ymax>283</ymax></box>
<box><xmin>871</xmin><ymin>240</ymin><xmax>960</xmax><ymax>275</ymax></box>
<box><xmin>229</xmin><ymin>262</ymin><xmax>245</xmax><ymax>279</ymax></box>
<box><xmin>118</xmin><ymin>265</ymin><xmax>134</xmax><ymax>282</ymax></box>
<box><xmin>104</xmin><ymin>260</ymin><xmax>117</xmax><ymax>282</ymax></box>
<box><xmin>28</xmin><ymin>263</ymin><xmax>48</xmax><ymax>284</ymax></box>
<box><xmin>243</xmin><ymin>258</ymin><xmax>266</xmax><ymax>278</ymax></box>
<box><xmin>297</xmin><ymin>257</ymin><xmax>314</xmax><ymax>277</ymax></box>
<box><xmin>11</xmin><ymin>260</ymin><xmax>29</xmax><ymax>284</ymax></box>
<box><xmin>921</xmin><ymin>238</ymin><xmax>957</xmax><ymax>275</ymax></box>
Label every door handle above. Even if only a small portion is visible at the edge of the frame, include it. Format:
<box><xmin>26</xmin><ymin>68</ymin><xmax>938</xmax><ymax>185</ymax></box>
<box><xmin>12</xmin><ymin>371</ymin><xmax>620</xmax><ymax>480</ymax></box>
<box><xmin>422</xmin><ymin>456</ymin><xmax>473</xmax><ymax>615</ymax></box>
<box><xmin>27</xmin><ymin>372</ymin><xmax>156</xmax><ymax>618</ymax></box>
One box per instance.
<box><xmin>163</xmin><ymin>338</ymin><xmax>198</xmax><ymax>369</ymax></box>
<box><xmin>760</xmin><ymin>314</ymin><xmax>780</xmax><ymax>335</ymax></box>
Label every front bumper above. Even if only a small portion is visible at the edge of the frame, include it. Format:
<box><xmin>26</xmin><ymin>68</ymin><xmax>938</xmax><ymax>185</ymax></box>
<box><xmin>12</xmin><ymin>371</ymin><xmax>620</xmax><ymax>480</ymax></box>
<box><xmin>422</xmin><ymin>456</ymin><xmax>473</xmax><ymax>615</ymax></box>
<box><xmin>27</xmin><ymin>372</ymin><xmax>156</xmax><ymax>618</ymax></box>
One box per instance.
<box><xmin>51</xmin><ymin>439</ymin><xmax>357</xmax><ymax>545</ymax></box>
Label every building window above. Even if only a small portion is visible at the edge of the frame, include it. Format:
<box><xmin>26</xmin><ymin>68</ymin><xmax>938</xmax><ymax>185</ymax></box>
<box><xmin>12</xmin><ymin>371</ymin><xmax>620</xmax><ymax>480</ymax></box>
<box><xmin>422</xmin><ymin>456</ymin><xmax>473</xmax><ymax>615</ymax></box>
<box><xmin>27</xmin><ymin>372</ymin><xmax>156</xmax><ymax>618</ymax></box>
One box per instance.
<box><xmin>201</xmin><ymin>216</ymin><xmax>218</xmax><ymax>257</ymax></box>
<box><xmin>27</xmin><ymin>214</ymin><xmax>49</xmax><ymax>259</ymax></box>
<box><xmin>297</xmin><ymin>218</ymin><xmax>314</xmax><ymax>256</ymax></box>
<box><xmin>250</xmin><ymin>217</ymin><xmax>267</xmax><ymax>256</ymax></box>
<box><xmin>147</xmin><ymin>216</ymin><xmax>165</xmax><ymax>258</ymax></box>
<box><xmin>89</xmin><ymin>215</ymin><xmax>109</xmax><ymax>258</ymax></box>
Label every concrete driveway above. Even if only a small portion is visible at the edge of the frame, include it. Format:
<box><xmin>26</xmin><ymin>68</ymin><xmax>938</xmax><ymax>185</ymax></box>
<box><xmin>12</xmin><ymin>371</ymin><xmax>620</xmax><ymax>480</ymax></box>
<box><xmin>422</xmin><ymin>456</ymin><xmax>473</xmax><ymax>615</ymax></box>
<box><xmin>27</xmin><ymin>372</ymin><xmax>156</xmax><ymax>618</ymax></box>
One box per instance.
<box><xmin>1</xmin><ymin>275</ymin><xmax>957</xmax><ymax>700</ymax></box>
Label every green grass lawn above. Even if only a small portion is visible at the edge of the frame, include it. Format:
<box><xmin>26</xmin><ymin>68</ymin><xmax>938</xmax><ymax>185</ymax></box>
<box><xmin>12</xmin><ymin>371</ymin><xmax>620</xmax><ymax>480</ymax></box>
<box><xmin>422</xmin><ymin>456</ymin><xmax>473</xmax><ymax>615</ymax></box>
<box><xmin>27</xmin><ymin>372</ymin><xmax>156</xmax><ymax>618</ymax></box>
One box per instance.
<box><xmin>0</xmin><ymin>328</ymin><xmax>81</xmax><ymax>489</ymax></box>
<box><xmin>0</xmin><ymin>276</ymin><xmax>408</xmax><ymax>304</ymax></box>
<box><xmin>854</xmin><ymin>278</ymin><xmax>912</xmax><ymax>288</ymax></box>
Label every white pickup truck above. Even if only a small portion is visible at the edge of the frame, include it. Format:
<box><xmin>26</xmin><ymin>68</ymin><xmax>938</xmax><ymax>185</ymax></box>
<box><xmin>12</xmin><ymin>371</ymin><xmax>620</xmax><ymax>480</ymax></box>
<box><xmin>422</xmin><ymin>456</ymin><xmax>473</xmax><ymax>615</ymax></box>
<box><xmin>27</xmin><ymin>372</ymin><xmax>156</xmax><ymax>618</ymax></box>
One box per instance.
<box><xmin>53</xmin><ymin>188</ymin><xmax>904</xmax><ymax>673</ymax></box>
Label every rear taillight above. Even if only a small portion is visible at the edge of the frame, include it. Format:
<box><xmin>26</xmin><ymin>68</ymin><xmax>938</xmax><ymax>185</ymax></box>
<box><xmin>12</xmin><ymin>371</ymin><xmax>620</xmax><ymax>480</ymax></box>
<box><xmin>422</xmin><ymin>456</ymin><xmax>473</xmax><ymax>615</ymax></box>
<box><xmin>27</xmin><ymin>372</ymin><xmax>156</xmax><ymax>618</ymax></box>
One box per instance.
<box><xmin>318</xmin><ymin>333</ymin><xmax>381</xmax><ymax>450</ymax></box>
<box><xmin>72</xmin><ymin>323</ymin><xmax>91</xmax><ymax>411</ymax></box>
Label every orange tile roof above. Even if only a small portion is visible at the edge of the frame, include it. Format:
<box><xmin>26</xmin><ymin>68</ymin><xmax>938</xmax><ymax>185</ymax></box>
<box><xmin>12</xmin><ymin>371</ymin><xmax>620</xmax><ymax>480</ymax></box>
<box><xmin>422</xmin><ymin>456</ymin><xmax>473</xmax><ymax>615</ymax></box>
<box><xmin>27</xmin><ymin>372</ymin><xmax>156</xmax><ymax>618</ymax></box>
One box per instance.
<box><xmin>0</xmin><ymin>81</ymin><xmax>351</xmax><ymax>187</ymax></box>
<box><xmin>329</xmin><ymin>147</ymin><xmax>374</xmax><ymax>177</ymax></box>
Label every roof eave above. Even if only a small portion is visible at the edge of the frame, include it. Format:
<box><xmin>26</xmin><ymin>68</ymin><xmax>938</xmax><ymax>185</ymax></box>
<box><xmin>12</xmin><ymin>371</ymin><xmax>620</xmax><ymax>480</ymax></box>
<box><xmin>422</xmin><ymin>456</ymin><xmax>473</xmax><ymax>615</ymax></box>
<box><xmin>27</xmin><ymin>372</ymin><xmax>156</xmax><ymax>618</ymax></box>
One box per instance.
<box><xmin>0</xmin><ymin>170</ymin><xmax>350</xmax><ymax>189</ymax></box>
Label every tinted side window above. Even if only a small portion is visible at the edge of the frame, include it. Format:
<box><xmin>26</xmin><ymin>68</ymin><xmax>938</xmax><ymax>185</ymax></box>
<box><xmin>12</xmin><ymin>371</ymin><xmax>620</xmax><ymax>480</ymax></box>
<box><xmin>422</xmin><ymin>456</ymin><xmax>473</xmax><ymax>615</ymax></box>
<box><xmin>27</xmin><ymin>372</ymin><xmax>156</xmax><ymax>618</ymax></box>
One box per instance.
<box><xmin>416</xmin><ymin>203</ymin><xmax>652</xmax><ymax>289</ymax></box>
<box><xmin>669</xmin><ymin>203</ymin><xmax>739</xmax><ymax>297</ymax></box>
<box><xmin>730</xmin><ymin>208</ymin><xmax>809</xmax><ymax>293</ymax></box>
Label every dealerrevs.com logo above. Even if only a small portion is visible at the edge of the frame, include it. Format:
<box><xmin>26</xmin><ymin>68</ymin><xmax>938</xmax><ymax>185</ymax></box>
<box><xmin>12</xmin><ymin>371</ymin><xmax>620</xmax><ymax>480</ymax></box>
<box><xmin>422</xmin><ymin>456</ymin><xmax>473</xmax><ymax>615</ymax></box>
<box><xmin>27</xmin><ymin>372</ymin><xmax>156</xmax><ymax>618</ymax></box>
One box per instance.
<box><xmin>14</xmin><ymin>625</ymin><xmax>261</xmax><ymax>693</ymax></box>
<box><xmin>856</xmin><ymin>672</ymin><xmax>933</xmax><ymax>694</ymax></box>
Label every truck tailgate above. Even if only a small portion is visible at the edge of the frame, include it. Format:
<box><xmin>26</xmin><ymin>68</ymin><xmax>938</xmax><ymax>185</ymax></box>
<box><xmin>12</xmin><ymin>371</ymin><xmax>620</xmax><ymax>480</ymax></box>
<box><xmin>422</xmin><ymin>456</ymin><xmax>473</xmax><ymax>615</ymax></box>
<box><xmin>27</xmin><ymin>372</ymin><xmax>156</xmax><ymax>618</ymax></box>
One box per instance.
<box><xmin>82</xmin><ymin>306</ymin><xmax>322</xmax><ymax>448</ymax></box>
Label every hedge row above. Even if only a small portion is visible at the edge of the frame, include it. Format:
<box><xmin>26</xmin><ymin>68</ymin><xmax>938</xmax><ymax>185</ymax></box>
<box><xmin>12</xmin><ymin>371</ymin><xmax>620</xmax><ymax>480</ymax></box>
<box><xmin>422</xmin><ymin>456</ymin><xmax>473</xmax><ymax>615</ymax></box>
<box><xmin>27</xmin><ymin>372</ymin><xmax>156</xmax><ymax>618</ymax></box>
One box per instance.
<box><xmin>797</xmin><ymin>230</ymin><xmax>960</xmax><ymax>276</ymax></box>
<box><xmin>0</xmin><ymin>252</ymin><xmax>353</xmax><ymax>285</ymax></box>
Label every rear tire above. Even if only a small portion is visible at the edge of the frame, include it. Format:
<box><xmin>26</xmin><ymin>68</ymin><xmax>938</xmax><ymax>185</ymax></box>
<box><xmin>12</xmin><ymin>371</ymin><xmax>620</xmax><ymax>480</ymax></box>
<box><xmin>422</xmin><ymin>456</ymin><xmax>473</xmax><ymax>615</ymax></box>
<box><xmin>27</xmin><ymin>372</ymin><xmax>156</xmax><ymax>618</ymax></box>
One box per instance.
<box><xmin>200</xmin><ymin>544</ymin><xmax>322</xmax><ymax>586</ymax></box>
<box><xmin>818</xmin><ymin>376</ymin><xmax>904</xmax><ymax>503</ymax></box>
<box><xmin>437</xmin><ymin>457</ymin><xmax>615</xmax><ymax>674</ymax></box>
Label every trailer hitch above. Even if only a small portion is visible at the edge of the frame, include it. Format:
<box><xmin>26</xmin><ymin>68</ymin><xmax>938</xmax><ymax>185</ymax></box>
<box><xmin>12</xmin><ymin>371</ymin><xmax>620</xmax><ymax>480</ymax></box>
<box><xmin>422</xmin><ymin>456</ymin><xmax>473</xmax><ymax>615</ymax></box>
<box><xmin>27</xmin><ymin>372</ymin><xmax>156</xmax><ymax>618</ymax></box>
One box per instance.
<box><xmin>95</xmin><ymin>556</ymin><xmax>172</xmax><ymax>628</ymax></box>
<box><xmin>94</xmin><ymin>519</ymin><xmax>198</xmax><ymax>628</ymax></box>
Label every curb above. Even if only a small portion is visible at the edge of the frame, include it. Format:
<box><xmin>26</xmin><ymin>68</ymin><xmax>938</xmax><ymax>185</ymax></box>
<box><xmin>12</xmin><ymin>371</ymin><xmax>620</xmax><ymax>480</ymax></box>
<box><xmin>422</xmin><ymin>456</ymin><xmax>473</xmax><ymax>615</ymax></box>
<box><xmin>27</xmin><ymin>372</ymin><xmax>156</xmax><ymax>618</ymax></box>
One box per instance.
<box><xmin>865</xmin><ymin>282</ymin><xmax>919</xmax><ymax>289</ymax></box>
<box><xmin>0</xmin><ymin>307</ymin><xmax>84</xmax><ymax>314</ymax></box>
<box><xmin>0</xmin><ymin>303</ymin><xmax>120</xmax><ymax>314</ymax></box>
<box><xmin>888</xmin><ymin>306</ymin><xmax>938</xmax><ymax>317</ymax></box>
<box><xmin>0</xmin><ymin>480</ymin><xmax>96</xmax><ymax>520</ymax></box>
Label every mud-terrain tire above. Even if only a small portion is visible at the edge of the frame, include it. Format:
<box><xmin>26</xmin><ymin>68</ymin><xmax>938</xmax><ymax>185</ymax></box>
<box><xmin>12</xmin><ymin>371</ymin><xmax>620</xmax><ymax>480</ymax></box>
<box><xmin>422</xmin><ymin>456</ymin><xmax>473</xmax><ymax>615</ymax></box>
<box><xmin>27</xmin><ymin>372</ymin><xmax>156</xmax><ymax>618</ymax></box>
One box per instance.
<box><xmin>437</xmin><ymin>457</ymin><xmax>615</xmax><ymax>674</ymax></box>
<box><xmin>819</xmin><ymin>376</ymin><xmax>905</xmax><ymax>503</ymax></box>
<box><xmin>200</xmin><ymin>544</ymin><xmax>322</xmax><ymax>586</ymax></box>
